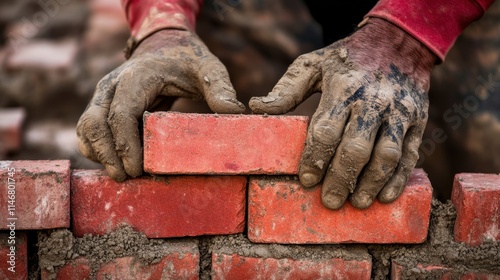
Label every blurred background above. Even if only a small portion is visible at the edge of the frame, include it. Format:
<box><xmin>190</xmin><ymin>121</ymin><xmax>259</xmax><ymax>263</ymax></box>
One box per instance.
<box><xmin>0</xmin><ymin>0</ymin><xmax>499</xmax><ymax>202</ymax></box>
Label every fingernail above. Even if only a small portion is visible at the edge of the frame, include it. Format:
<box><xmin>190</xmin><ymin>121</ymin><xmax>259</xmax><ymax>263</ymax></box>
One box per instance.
<box><xmin>379</xmin><ymin>187</ymin><xmax>398</xmax><ymax>203</ymax></box>
<box><xmin>300</xmin><ymin>172</ymin><xmax>319</xmax><ymax>187</ymax></box>
<box><xmin>351</xmin><ymin>192</ymin><xmax>373</xmax><ymax>209</ymax></box>
<box><xmin>260</xmin><ymin>96</ymin><xmax>277</xmax><ymax>103</ymax></box>
<box><xmin>322</xmin><ymin>193</ymin><xmax>345</xmax><ymax>210</ymax></box>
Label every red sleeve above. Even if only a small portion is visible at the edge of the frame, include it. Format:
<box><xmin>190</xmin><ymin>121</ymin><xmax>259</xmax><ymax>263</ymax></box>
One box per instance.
<box><xmin>121</xmin><ymin>0</ymin><xmax>203</xmax><ymax>43</ymax></box>
<box><xmin>366</xmin><ymin>0</ymin><xmax>495</xmax><ymax>61</ymax></box>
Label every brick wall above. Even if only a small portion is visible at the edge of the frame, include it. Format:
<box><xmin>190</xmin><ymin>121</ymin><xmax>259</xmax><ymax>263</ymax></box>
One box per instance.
<box><xmin>0</xmin><ymin>112</ymin><xmax>499</xmax><ymax>279</ymax></box>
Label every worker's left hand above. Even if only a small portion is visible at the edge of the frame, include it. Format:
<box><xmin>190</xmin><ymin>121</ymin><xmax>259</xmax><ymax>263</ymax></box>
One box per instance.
<box><xmin>249</xmin><ymin>18</ymin><xmax>437</xmax><ymax>209</ymax></box>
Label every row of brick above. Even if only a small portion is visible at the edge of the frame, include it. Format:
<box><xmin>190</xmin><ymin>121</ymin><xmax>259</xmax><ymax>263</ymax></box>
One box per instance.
<box><xmin>1</xmin><ymin>159</ymin><xmax>499</xmax><ymax>246</ymax></box>
<box><xmin>2</xmin><ymin>232</ymin><xmax>498</xmax><ymax>280</ymax></box>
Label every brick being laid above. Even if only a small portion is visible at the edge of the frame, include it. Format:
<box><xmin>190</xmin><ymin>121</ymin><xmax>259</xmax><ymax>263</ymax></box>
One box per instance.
<box><xmin>143</xmin><ymin>112</ymin><xmax>308</xmax><ymax>175</ymax></box>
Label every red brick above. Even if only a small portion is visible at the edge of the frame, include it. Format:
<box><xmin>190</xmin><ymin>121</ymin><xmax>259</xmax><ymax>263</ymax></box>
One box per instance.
<box><xmin>0</xmin><ymin>160</ymin><xmax>71</xmax><ymax>230</ymax></box>
<box><xmin>71</xmin><ymin>170</ymin><xmax>247</xmax><ymax>238</ymax></box>
<box><xmin>212</xmin><ymin>254</ymin><xmax>372</xmax><ymax>279</ymax></box>
<box><xmin>248</xmin><ymin>168</ymin><xmax>433</xmax><ymax>244</ymax></box>
<box><xmin>42</xmin><ymin>240</ymin><xmax>199</xmax><ymax>280</ymax></box>
<box><xmin>0</xmin><ymin>108</ymin><xmax>26</xmax><ymax>153</ymax></box>
<box><xmin>97</xmin><ymin>254</ymin><xmax>199</xmax><ymax>280</ymax></box>
<box><xmin>0</xmin><ymin>231</ymin><xmax>28</xmax><ymax>280</ymax></box>
<box><xmin>143</xmin><ymin>112</ymin><xmax>308</xmax><ymax>175</ymax></box>
<box><xmin>41</xmin><ymin>258</ymin><xmax>91</xmax><ymax>280</ymax></box>
<box><xmin>391</xmin><ymin>261</ymin><xmax>500</xmax><ymax>279</ymax></box>
<box><xmin>452</xmin><ymin>173</ymin><xmax>500</xmax><ymax>246</ymax></box>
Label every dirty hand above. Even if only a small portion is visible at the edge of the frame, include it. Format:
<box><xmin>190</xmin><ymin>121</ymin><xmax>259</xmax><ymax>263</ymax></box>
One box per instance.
<box><xmin>249</xmin><ymin>18</ymin><xmax>437</xmax><ymax>209</ymax></box>
<box><xmin>77</xmin><ymin>29</ymin><xmax>245</xmax><ymax>181</ymax></box>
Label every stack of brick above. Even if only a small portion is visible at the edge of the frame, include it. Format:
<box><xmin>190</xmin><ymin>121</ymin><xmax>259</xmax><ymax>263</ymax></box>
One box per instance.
<box><xmin>0</xmin><ymin>112</ymin><xmax>499</xmax><ymax>279</ymax></box>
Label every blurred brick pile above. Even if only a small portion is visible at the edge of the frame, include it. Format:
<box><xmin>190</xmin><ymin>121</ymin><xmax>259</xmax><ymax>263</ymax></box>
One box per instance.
<box><xmin>0</xmin><ymin>0</ymin><xmax>129</xmax><ymax>168</ymax></box>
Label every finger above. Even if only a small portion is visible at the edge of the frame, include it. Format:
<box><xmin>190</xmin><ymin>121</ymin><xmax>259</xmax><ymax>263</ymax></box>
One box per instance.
<box><xmin>321</xmin><ymin>107</ymin><xmax>382</xmax><ymax>210</ymax></box>
<box><xmin>350</xmin><ymin>120</ymin><xmax>408</xmax><ymax>209</ymax></box>
<box><xmin>197</xmin><ymin>57</ymin><xmax>246</xmax><ymax>114</ymax></box>
<box><xmin>108</xmin><ymin>67</ymin><xmax>161</xmax><ymax>178</ymax></box>
<box><xmin>378</xmin><ymin>126</ymin><xmax>424</xmax><ymax>203</ymax></box>
<box><xmin>298</xmin><ymin>75</ymin><xmax>365</xmax><ymax>188</ymax></box>
<box><xmin>77</xmin><ymin>135</ymin><xmax>98</xmax><ymax>162</ymax></box>
<box><xmin>298</xmin><ymin>107</ymin><xmax>349</xmax><ymax>188</ymax></box>
<box><xmin>249</xmin><ymin>53</ymin><xmax>321</xmax><ymax>115</ymax></box>
<box><xmin>77</xmin><ymin>74</ymin><xmax>127</xmax><ymax>181</ymax></box>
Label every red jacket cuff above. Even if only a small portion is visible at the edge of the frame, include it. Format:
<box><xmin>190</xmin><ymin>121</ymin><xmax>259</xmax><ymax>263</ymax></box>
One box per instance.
<box><xmin>122</xmin><ymin>0</ymin><xmax>203</xmax><ymax>42</ymax></box>
<box><xmin>366</xmin><ymin>0</ymin><xmax>494</xmax><ymax>62</ymax></box>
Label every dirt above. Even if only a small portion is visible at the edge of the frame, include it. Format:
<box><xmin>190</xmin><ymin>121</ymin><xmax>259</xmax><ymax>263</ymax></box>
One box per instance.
<box><xmin>37</xmin><ymin>225</ymin><xmax>198</xmax><ymax>280</ymax></box>
<box><xmin>368</xmin><ymin>199</ymin><xmax>500</xmax><ymax>279</ymax></box>
<box><xmin>35</xmin><ymin>199</ymin><xmax>500</xmax><ymax>280</ymax></box>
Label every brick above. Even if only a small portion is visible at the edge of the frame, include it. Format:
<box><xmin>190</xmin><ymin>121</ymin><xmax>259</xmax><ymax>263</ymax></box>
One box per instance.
<box><xmin>452</xmin><ymin>173</ymin><xmax>500</xmax><ymax>246</ymax></box>
<box><xmin>143</xmin><ymin>112</ymin><xmax>308</xmax><ymax>175</ymax></box>
<box><xmin>5</xmin><ymin>40</ymin><xmax>78</xmax><ymax>71</ymax></box>
<box><xmin>42</xmin><ymin>240</ymin><xmax>199</xmax><ymax>280</ymax></box>
<box><xmin>0</xmin><ymin>160</ymin><xmax>71</xmax><ymax>230</ymax></box>
<box><xmin>211</xmin><ymin>246</ymin><xmax>372</xmax><ymax>280</ymax></box>
<box><xmin>41</xmin><ymin>258</ymin><xmax>91</xmax><ymax>280</ymax></box>
<box><xmin>0</xmin><ymin>108</ymin><xmax>26</xmax><ymax>153</ymax></box>
<box><xmin>391</xmin><ymin>261</ymin><xmax>500</xmax><ymax>279</ymax></box>
<box><xmin>248</xmin><ymin>168</ymin><xmax>433</xmax><ymax>244</ymax></box>
<box><xmin>97</xmin><ymin>254</ymin><xmax>199</xmax><ymax>280</ymax></box>
<box><xmin>0</xmin><ymin>231</ymin><xmax>28</xmax><ymax>280</ymax></box>
<box><xmin>71</xmin><ymin>170</ymin><xmax>247</xmax><ymax>238</ymax></box>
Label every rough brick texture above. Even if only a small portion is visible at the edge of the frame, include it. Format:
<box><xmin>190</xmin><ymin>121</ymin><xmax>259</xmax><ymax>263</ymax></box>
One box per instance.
<box><xmin>452</xmin><ymin>173</ymin><xmax>500</xmax><ymax>246</ymax></box>
<box><xmin>71</xmin><ymin>170</ymin><xmax>247</xmax><ymax>238</ymax></box>
<box><xmin>0</xmin><ymin>160</ymin><xmax>70</xmax><ymax>229</ymax></box>
<box><xmin>143</xmin><ymin>112</ymin><xmax>308</xmax><ymax>175</ymax></box>
<box><xmin>0</xmin><ymin>231</ymin><xmax>28</xmax><ymax>280</ymax></box>
<box><xmin>0</xmin><ymin>108</ymin><xmax>25</xmax><ymax>153</ymax></box>
<box><xmin>248</xmin><ymin>168</ymin><xmax>433</xmax><ymax>244</ymax></box>
<box><xmin>212</xmin><ymin>254</ymin><xmax>372</xmax><ymax>279</ymax></box>
<box><xmin>42</xmin><ymin>240</ymin><xmax>199</xmax><ymax>280</ymax></box>
<box><xmin>392</xmin><ymin>261</ymin><xmax>500</xmax><ymax>279</ymax></box>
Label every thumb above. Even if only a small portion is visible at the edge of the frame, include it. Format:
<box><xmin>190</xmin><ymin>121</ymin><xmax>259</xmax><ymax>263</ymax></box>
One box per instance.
<box><xmin>249</xmin><ymin>53</ymin><xmax>321</xmax><ymax>115</ymax></box>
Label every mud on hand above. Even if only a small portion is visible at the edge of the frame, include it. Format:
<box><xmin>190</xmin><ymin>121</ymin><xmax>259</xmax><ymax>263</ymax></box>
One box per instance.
<box><xmin>77</xmin><ymin>29</ymin><xmax>246</xmax><ymax>181</ymax></box>
<box><xmin>250</xmin><ymin>18</ymin><xmax>437</xmax><ymax>209</ymax></box>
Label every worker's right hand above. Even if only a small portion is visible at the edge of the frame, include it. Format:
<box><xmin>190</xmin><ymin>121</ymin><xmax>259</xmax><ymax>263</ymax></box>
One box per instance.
<box><xmin>76</xmin><ymin>29</ymin><xmax>245</xmax><ymax>181</ymax></box>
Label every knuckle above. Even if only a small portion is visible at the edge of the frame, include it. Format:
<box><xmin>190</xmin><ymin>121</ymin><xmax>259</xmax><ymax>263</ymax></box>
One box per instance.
<box><xmin>377</xmin><ymin>146</ymin><xmax>402</xmax><ymax>165</ymax></box>
<box><xmin>311</xmin><ymin>120</ymin><xmax>341</xmax><ymax>146</ymax></box>
<box><xmin>340</xmin><ymin>141</ymin><xmax>371</xmax><ymax>164</ymax></box>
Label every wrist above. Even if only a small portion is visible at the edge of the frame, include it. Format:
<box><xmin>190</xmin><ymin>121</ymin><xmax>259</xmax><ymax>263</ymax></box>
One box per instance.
<box><xmin>122</xmin><ymin>0</ymin><xmax>202</xmax><ymax>58</ymax></box>
<box><xmin>348</xmin><ymin>18</ymin><xmax>436</xmax><ymax>84</ymax></box>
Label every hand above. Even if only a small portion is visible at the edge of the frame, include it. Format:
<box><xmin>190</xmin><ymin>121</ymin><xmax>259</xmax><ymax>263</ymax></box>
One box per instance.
<box><xmin>77</xmin><ymin>29</ymin><xmax>245</xmax><ymax>181</ymax></box>
<box><xmin>249</xmin><ymin>18</ymin><xmax>436</xmax><ymax>209</ymax></box>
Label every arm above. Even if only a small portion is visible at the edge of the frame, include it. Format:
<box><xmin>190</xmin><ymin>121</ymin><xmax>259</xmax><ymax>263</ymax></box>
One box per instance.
<box><xmin>77</xmin><ymin>0</ymin><xmax>245</xmax><ymax>181</ymax></box>
<box><xmin>121</xmin><ymin>0</ymin><xmax>202</xmax><ymax>57</ymax></box>
<box><xmin>250</xmin><ymin>0</ymin><xmax>494</xmax><ymax>209</ymax></box>
<box><xmin>366</xmin><ymin>0</ymin><xmax>495</xmax><ymax>61</ymax></box>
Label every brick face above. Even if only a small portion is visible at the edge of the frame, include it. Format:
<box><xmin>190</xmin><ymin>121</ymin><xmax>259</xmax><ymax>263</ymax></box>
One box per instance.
<box><xmin>248</xmin><ymin>168</ymin><xmax>433</xmax><ymax>244</ymax></box>
<box><xmin>452</xmin><ymin>173</ymin><xmax>500</xmax><ymax>246</ymax></box>
<box><xmin>42</xmin><ymin>242</ymin><xmax>200</xmax><ymax>280</ymax></box>
<box><xmin>143</xmin><ymin>112</ymin><xmax>308</xmax><ymax>175</ymax></box>
<box><xmin>212</xmin><ymin>253</ymin><xmax>372</xmax><ymax>280</ymax></box>
<box><xmin>0</xmin><ymin>160</ymin><xmax>71</xmax><ymax>230</ymax></box>
<box><xmin>0</xmin><ymin>231</ymin><xmax>28</xmax><ymax>280</ymax></box>
<box><xmin>71</xmin><ymin>170</ymin><xmax>247</xmax><ymax>238</ymax></box>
